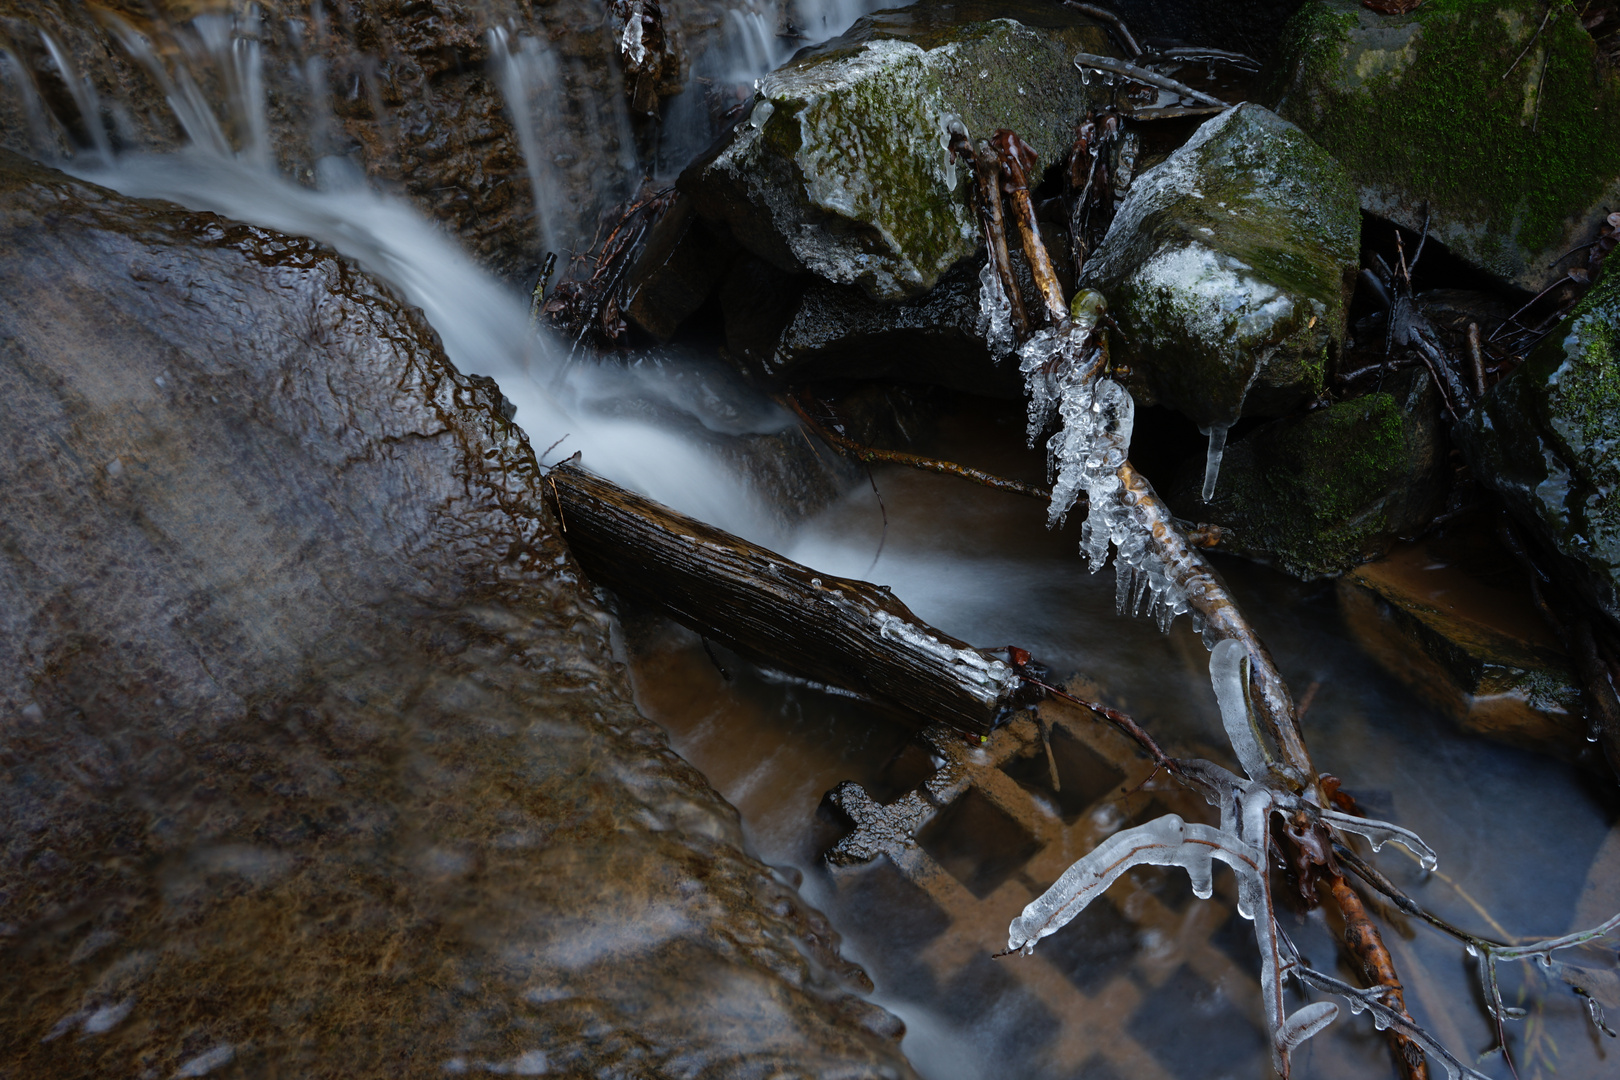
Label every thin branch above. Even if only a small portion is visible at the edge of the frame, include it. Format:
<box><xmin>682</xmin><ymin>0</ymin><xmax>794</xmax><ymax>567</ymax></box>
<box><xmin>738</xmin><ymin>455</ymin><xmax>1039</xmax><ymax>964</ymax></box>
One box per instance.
<box><xmin>786</xmin><ymin>392</ymin><xmax>1054</xmax><ymax>500</ymax></box>
<box><xmin>1073</xmin><ymin>52</ymin><xmax>1229</xmax><ymax>108</ymax></box>
<box><xmin>1062</xmin><ymin>1</ymin><xmax>1142</xmax><ymax>56</ymax></box>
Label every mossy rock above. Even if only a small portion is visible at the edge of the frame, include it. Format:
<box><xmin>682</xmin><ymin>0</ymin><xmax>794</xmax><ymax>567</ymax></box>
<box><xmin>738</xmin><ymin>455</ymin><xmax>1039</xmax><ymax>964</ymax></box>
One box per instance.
<box><xmin>1082</xmin><ymin>103</ymin><xmax>1361</xmax><ymax>431</ymax></box>
<box><xmin>1268</xmin><ymin>0</ymin><xmax>1620</xmax><ymax>291</ymax></box>
<box><xmin>679</xmin><ymin>1</ymin><xmax>1113</xmax><ymax>301</ymax></box>
<box><xmin>1168</xmin><ymin>368</ymin><xmax>1448</xmax><ymax>579</ymax></box>
<box><xmin>1459</xmin><ymin>262</ymin><xmax>1620</xmax><ymax>626</ymax></box>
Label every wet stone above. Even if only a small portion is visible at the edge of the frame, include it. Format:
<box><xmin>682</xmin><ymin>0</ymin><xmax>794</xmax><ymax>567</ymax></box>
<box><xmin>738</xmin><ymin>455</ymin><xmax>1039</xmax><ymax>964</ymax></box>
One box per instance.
<box><xmin>679</xmin><ymin>1</ymin><xmax>1116</xmax><ymax>301</ymax></box>
<box><xmin>0</xmin><ymin>151</ymin><xmax>912</xmax><ymax>1079</ymax></box>
<box><xmin>1166</xmin><ymin>367</ymin><xmax>1448</xmax><ymax>579</ymax></box>
<box><xmin>1458</xmin><ymin>262</ymin><xmax>1620</xmax><ymax>630</ymax></box>
<box><xmin>1268</xmin><ymin>0</ymin><xmax>1620</xmax><ymax>292</ymax></box>
<box><xmin>1338</xmin><ymin>531</ymin><xmax>1586</xmax><ymax>757</ymax></box>
<box><xmin>1080</xmin><ymin>103</ymin><xmax>1360</xmax><ymax>431</ymax></box>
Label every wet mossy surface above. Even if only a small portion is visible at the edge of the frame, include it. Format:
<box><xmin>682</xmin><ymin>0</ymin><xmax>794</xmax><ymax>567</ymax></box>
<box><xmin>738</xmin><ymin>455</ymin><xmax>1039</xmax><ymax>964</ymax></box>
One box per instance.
<box><xmin>1082</xmin><ymin>104</ymin><xmax>1360</xmax><ymax>430</ymax></box>
<box><xmin>1169</xmin><ymin>368</ymin><xmax>1447</xmax><ymax>579</ymax></box>
<box><xmin>1461</xmin><ymin>261</ymin><xmax>1620</xmax><ymax>626</ymax></box>
<box><xmin>682</xmin><ymin>4</ymin><xmax>1113</xmax><ymax>301</ymax></box>
<box><xmin>1268</xmin><ymin>0</ymin><xmax>1620</xmax><ymax>289</ymax></box>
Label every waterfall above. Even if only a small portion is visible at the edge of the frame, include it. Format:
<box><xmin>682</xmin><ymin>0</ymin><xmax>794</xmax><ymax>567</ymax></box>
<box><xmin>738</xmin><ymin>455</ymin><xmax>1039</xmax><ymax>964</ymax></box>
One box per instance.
<box><xmin>6</xmin><ymin>8</ymin><xmax>785</xmax><ymax>546</ymax></box>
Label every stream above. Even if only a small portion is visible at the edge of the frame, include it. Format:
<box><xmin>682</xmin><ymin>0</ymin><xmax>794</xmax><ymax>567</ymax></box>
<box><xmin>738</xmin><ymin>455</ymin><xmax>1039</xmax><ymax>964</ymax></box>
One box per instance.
<box><xmin>4</xmin><ymin>2</ymin><xmax>1618</xmax><ymax>1078</ymax></box>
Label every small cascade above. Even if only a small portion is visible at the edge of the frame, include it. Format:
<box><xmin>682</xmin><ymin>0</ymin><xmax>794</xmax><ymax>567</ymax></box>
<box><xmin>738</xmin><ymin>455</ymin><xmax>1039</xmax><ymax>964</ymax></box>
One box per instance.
<box><xmin>486</xmin><ymin>27</ymin><xmax>566</xmax><ymax>257</ymax></box>
<box><xmin>39</xmin><ymin>31</ymin><xmax>113</xmax><ymax>161</ymax></box>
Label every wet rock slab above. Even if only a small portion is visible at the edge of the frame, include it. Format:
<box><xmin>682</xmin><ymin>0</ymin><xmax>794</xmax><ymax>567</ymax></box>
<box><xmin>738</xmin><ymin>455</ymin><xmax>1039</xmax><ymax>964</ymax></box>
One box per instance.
<box><xmin>1338</xmin><ymin>535</ymin><xmax>1585</xmax><ymax>757</ymax></box>
<box><xmin>0</xmin><ymin>150</ymin><xmax>912</xmax><ymax>1078</ymax></box>
<box><xmin>1268</xmin><ymin>0</ymin><xmax>1620</xmax><ymax>292</ymax></box>
<box><xmin>1080</xmin><ymin>103</ymin><xmax>1360</xmax><ymax>432</ymax></box>
<box><xmin>679</xmin><ymin>0</ymin><xmax>1115</xmax><ymax>301</ymax></box>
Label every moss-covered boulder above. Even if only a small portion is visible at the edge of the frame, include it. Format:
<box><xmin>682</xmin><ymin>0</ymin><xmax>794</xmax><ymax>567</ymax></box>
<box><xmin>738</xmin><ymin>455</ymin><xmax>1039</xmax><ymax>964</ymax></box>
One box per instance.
<box><xmin>1268</xmin><ymin>0</ymin><xmax>1620</xmax><ymax>291</ymax></box>
<box><xmin>679</xmin><ymin>2</ymin><xmax>1114</xmax><ymax>301</ymax></box>
<box><xmin>1081</xmin><ymin>103</ymin><xmax>1360</xmax><ymax>432</ymax></box>
<box><xmin>1458</xmin><ymin>263</ymin><xmax>1620</xmax><ymax>628</ymax></box>
<box><xmin>1168</xmin><ymin>368</ymin><xmax>1447</xmax><ymax>578</ymax></box>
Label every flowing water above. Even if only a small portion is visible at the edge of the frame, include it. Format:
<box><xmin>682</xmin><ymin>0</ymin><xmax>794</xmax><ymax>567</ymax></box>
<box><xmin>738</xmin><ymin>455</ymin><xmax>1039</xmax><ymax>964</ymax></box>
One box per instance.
<box><xmin>4</xmin><ymin>4</ymin><xmax>1617</xmax><ymax>1079</ymax></box>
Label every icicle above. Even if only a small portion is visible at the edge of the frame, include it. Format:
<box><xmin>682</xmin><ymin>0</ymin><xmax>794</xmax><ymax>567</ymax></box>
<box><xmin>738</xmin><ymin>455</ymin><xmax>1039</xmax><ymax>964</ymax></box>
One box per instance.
<box><xmin>977</xmin><ymin>258</ymin><xmax>1017</xmax><ymax>361</ymax></box>
<box><xmin>1210</xmin><ymin>639</ymin><xmax>1270</xmax><ymax>782</ymax></box>
<box><xmin>1279</xmin><ymin>1001</ymin><xmax>1339</xmax><ymax>1051</ymax></box>
<box><xmin>1199</xmin><ymin>422</ymin><xmax>1228</xmax><ymax>501</ymax></box>
<box><xmin>1319</xmin><ymin>808</ymin><xmax>1438</xmax><ymax>870</ymax></box>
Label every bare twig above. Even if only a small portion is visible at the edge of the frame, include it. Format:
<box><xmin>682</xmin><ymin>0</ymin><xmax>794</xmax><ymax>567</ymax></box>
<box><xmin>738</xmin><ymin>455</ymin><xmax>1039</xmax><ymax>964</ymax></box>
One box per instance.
<box><xmin>1073</xmin><ymin>51</ymin><xmax>1229</xmax><ymax>108</ymax></box>
<box><xmin>786</xmin><ymin>392</ymin><xmax>1054</xmax><ymax>500</ymax></box>
<box><xmin>1328</xmin><ymin>872</ymin><xmax>1432</xmax><ymax>1080</ymax></box>
<box><xmin>993</xmin><ymin>130</ymin><xmax>1069</xmax><ymax>324</ymax></box>
<box><xmin>1062</xmin><ymin>1</ymin><xmax>1142</xmax><ymax>56</ymax></box>
<box><xmin>953</xmin><ymin>129</ymin><xmax>1031</xmax><ymax>340</ymax></box>
<box><xmin>1502</xmin><ymin>2</ymin><xmax>1554</xmax><ymax>80</ymax></box>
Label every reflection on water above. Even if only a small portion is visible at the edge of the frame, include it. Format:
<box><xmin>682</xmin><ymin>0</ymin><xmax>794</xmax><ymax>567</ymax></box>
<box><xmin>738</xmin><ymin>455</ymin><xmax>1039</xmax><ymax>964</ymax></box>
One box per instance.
<box><xmin>627</xmin><ymin>402</ymin><xmax>1619</xmax><ymax>1080</ymax></box>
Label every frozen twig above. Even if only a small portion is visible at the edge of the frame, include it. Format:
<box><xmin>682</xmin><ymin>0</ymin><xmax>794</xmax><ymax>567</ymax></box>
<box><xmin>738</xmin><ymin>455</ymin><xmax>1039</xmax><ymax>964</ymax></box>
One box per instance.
<box><xmin>1072</xmin><ymin>51</ymin><xmax>1228</xmax><ymax>108</ymax></box>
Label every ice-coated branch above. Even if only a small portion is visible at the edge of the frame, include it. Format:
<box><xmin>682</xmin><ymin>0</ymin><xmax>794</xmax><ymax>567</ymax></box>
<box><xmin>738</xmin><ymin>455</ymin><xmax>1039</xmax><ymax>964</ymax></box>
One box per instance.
<box><xmin>1320</xmin><ymin>809</ymin><xmax>1438</xmax><ymax>871</ymax></box>
<box><xmin>1289</xmin><ymin>965</ymin><xmax>1494</xmax><ymax>1080</ymax></box>
<box><xmin>1005</xmin><ymin>813</ymin><xmax>1261</xmax><ymax>954</ymax></box>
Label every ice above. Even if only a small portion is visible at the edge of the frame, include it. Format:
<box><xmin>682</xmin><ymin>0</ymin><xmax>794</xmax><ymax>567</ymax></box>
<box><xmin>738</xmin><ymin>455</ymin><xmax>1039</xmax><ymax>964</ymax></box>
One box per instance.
<box><xmin>1021</xmin><ymin>324</ymin><xmax>1193</xmax><ymax>634</ymax></box>
<box><xmin>1278</xmin><ymin>1001</ymin><xmax>1339</xmax><ymax>1051</ymax></box>
<box><xmin>1319</xmin><ymin>808</ymin><xmax>1438</xmax><ymax>870</ymax></box>
<box><xmin>976</xmin><ymin>259</ymin><xmax>1017</xmax><ymax>361</ymax></box>
<box><xmin>1200</xmin><ymin>422</ymin><xmax>1228</xmax><ymax>501</ymax></box>
<box><xmin>1209</xmin><ymin>639</ymin><xmax>1271</xmax><ymax>782</ymax></box>
<box><xmin>1006</xmin><ymin>813</ymin><xmax>1261</xmax><ymax>955</ymax></box>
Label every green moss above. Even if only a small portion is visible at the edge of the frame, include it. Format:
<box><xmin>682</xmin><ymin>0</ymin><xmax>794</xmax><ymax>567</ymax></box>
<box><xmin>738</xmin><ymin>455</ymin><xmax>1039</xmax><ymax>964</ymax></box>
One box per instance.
<box><xmin>1184</xmin><ymin>371</ymin><xmax>1444</xmax><ymax>578</ymax></box>
<box><xmin>1271</xmin><ymin>0</ymin><xmax>1620</xmax><ymax>276</ymax></box>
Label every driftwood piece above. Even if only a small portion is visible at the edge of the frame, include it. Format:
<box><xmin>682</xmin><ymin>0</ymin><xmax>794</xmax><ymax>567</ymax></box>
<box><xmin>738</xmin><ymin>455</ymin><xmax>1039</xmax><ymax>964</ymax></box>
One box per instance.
<box><xmin>548</xmin><ymin>461</ymin><xmax>1027</xmax><ymax>735</ymax></box>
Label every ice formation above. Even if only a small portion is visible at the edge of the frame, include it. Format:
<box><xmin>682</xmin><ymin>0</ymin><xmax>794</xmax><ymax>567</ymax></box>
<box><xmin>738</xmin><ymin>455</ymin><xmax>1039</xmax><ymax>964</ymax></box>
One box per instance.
<box><xmin>1020</xmin><ymin>298</ymin><xmax>1191</xmax><ymax>632</ymax></box>
<box><xmin>1200</xmin><ymin>421</ymin><xmax>1228</xmax><ymax>500</ymax></box>
<box><xmin>976</xmin><ymin>259</ymin><xmax>1017</xmax><ymax>361</ymax></box>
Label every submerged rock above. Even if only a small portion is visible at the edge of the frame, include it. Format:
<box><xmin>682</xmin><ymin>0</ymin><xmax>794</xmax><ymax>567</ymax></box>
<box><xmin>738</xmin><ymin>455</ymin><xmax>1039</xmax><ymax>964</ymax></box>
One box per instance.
<box><xmin>1458</xmin><ymin>262</ymin><xmax>1620</xmax><ymax>630</ymax></box>
<box><xmin>1339</xmin><ymin>535</ymin><xmax>1586</xmax><ymax>758</ymax></box>
<box><xmin>1268</xmin><ymin>0</ymin><xmax>1620</xmax><ymax>292</ymax></box>
<box><xmin>1168</xmin><ymin>368</ymin><xmax>1446</xmax><ymax>579</ymax></box>
<box><xmin>1081</xmin><ymin>103</ymin><xmax>1359</xmax><ymax>432</ymax></box>
<box><xmin>0</xmin><ymin>151</ymin><xmax>913</xmax><ymax>1079</ymax></box>
<box><xmin>680</xmin><ymin>1</ymin><xmax>1115</xmax><ymax>301</ymax></box>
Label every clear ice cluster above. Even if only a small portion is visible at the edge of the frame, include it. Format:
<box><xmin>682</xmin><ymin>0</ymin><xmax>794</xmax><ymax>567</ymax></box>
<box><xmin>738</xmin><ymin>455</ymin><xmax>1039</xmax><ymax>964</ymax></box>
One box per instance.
<box><xmin>976</xmin><ymin>260</ymin><xmax>1017</xmax><ymax>361</ymax></box>
<box><xmin>1019</xmin><ymin>323</ymin><xmax>1191</xmax><ymax>632</ymax></box>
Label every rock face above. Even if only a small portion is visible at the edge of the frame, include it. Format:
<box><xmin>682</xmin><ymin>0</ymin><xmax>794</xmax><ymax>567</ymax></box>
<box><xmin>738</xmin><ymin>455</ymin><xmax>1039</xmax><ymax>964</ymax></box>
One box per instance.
<box><xmin>1169</xmin><ymin>368</ymin><xmax>1446</xmax><ymax>579</ymax></box>
<box><xmin>1459</xmin><ymin>263</ymin><xmax>1620</xmax><ymax>631</ymax></box>
<box><xmin>0</xmin><ymin>0</ymin><xmax>747</xmax><ymax>280</ymax></box>
<box><xmin>0</xmin><ymin>151</ymin><xmax>913</xmax><ymax>1079</ymax></box>
<box><xmin>766</xmin><ymin>258</ymin><xmax>1025</xmax><ymax>396</ymax></box>
<box><xmin>680</xmin><ymin>2</ymin><xmax>1115</xmax><ymax>301</ymax></box>
<box><xmin>1081</xmin><ymin>103</ymin><xmax>1360</xmax><ymax>431</ymax></box>
<box><xmin>1268</xmin><ymin>0</ymin><xmax>1620</xmax><ymax>292</ymax></box>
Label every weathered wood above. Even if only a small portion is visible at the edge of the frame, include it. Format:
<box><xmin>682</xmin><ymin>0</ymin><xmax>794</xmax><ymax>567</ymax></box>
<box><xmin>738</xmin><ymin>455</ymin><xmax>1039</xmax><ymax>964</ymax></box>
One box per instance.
<box><xmin>548</xmin><ymin>461</ymin><xmax>1028</xmax><ymax>735</ymax></box>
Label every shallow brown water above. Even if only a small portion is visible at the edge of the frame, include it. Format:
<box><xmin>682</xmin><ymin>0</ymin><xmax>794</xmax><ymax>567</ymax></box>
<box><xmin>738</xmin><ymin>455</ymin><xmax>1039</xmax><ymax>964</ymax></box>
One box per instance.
<box><xmin>625</xmin><ymin>403</ymin><xmax>1620</xmax><ymax>1080</ymax></box>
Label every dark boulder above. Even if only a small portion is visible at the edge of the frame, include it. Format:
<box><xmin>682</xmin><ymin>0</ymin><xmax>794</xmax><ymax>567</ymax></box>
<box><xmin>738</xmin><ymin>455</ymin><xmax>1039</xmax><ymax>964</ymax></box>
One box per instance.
<box><xmin>1268</xmin><ymin>0</ymin><xmax>1620</xmax><ymax>292</ymax></box>
<box><xmin>1458</xmin><ymin>261</ymin><xmax>1620</xmax><ymax>631</ymax></box>
<box><xmin>1168</xmin><ymin>368</ymin><xmax>1447</xmax><ymax>579</ymax></box>
<box><xmin>0</xmin><ymin>150</ymin><xmax>913</xmax><ymax>1079</ymax></box>
<box><xmin>1081</xmin><ymin>103</ymin><xmax>1361</xmax><ymax>433</ymax></box>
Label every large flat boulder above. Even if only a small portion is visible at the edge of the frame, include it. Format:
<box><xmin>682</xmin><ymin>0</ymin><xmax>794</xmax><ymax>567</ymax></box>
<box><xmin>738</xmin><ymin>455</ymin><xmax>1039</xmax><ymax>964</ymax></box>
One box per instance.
<box><xmin>1268</xmin><ymin>0</ymin><xmax>1620</xmax><ymax>292</ymax></box>
<box><xmin>0</xmin><ymin>150</ymin><xmax>913</xmax><ymax>1079</ymax></box>
<box><xmin>679</xmin><ymin>1</ymin><xmax>1115</xmax><ymax>301</ymax></box>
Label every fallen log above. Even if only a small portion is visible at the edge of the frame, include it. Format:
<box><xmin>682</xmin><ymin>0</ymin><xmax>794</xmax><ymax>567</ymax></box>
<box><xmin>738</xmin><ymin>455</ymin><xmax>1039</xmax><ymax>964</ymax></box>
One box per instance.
<box><xmin>547</xmin><ymin>460</ymin><xmax>1030</xmax><ymax>735</ymax></box>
